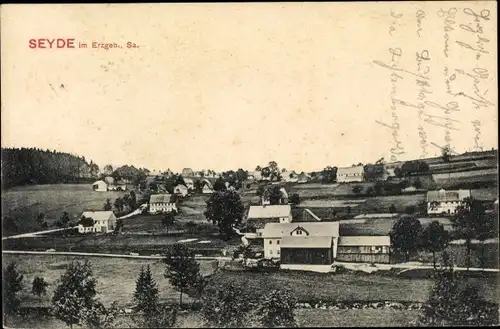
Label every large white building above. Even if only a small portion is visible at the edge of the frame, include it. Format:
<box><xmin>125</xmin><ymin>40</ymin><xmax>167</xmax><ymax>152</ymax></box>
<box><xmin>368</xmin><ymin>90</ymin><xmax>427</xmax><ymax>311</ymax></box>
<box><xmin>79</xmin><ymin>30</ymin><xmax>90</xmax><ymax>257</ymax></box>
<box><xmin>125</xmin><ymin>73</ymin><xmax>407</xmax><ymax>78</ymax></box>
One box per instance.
<box><xmin>149</xmin><ymin>194</ymin><xmax>177</xmax><ymax>214</ymax></box>
<box><xmin>336</xmin><ymin>166</ymin><xmax>365</xmax><ymax>183</ymax></box>
<box><xmin>426</xmin><ymin>189</ymin><xmax>471</xmax><ymax>215</ymax></box>
<box><xmin>78</xmin><ymin>211</ymin><xmax>117</xmax><ymax>234</ymax></box>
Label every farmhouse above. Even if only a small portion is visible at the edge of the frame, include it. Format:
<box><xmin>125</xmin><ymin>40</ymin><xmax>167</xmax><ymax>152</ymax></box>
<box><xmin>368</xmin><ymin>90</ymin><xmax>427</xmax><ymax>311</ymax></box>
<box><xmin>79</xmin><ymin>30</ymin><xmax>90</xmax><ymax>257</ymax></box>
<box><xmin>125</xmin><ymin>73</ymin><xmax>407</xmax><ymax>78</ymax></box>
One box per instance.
<box><xmin>245</xmin><ymin>204</ymin><xmax>293</xmax><ymax>236</ymax></box>
<box><xmin>202</xmin><ymin>184</ymin><xmax>213</xmax><ymax>194</ymax></box>
<box><xmin>77</xmin><ymin>211</ymin><xmax>116</xmax><ymax>234</ymax></box>
<box><xmin>183</xmin><ymin>178</ymin><xmax>194</xmax><ymax>190</ymax></box>
<box><xmin>149</xmin><ymin>194</ymin><xmax>177</xmax><ymax>214</ymax></box>
<box><xmin>427</xmin><ymin>188</ymin><xmax>471</xmax><ymax>215</ymax></box>
<box><xmin>174</xmin><ymin>184</ymin><xmax>189</xmax><ymax>197</ymax></box>
<box><xmin>92</xmin><ymin>180</ymin><xmax>108</xmax><ymax>192</ymax></box>
<box><xmin>262</xmin><ymin>222</ymin><xmax>340</xmax><ymax>273</ymax></box>
<box><xmin>337</xmin><ymin>236</ymin><xmax>391</xmax><ymax>264</ymax></box>
<box><xmin>337</xmin><ymin>166</ymin><xmax>365</xmax><ymax>183</ymax></box>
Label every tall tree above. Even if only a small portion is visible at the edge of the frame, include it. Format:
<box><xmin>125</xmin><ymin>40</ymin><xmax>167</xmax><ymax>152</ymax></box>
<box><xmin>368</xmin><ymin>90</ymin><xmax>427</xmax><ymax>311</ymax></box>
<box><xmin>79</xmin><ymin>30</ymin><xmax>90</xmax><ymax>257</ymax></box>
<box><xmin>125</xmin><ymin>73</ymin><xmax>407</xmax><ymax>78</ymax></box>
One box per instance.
<box><xmin>103</xmin><ymin>164</ymin><xmax>114</xmax><ymax>176</ymax></box>
<box><xmin>418</xmin><ymin>260</ymin><xmax>498</xmax><ymax>326</ymax></box>
<box><xmin>421</xmin><ymin>221</ymin><xmax>449</xmax><ymax>268</ymax></box>
<box><xmin>389</xmin><ymin>216</ymin><xmax>423</xmax><ymax>262</ymax></box>
<box><xmin>163</xmin><ymin>244</ymin><xmax>204</xmax><ymax>307</ymax></box>
<box><xmin>52</xmin><ymin>261</ymin><xmax>98</xmax><ymax>329</ymax></box>
<box><xmin>103</xmin><ymin>198</ymin><xmax>112</xmax><ymax>211</ymax></box>
<box><xmin>452</xmin><ymin>197</ymin><xmax>484</xmax><ymax>271</ymax></box>
<box><xmin>204</xmin><ymin>190</ymin><xmax>245</xmax><ymax>238</ymax></box>
<box><xmin>201</xmin><ymin>279</ymin><xmax>255</xmax><ymax>328</ymax></box>
<box><xmin>32</xmin><ymin>276</ymin><xmax>49</xmax><ymax>297</ymax></box>
<box><xmin>133</xmin><ymin>265</ymin><xmax>159</xmax><ymax>314</ymax></box>
<box><xmin>3</xmin><ymin>262</ymin><xmax>24</xmax><ymax>316</ymax></box>
<box><xmin>257</xmin><ymin>289</ymin><xmax>298</xmax><ymax>328</ymax></box>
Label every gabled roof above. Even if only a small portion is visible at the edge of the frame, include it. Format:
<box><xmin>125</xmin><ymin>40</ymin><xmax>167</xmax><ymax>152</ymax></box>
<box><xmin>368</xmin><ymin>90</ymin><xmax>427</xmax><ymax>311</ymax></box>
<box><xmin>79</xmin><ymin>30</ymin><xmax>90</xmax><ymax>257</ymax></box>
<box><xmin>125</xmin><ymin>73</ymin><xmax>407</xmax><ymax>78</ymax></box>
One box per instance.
<box><xmin>92</xmin><ymin>180</ymin><xmax>106</xmax><ymax>185</ymax></box>
<box><xmin>262</xmin><ymin>222</ymin><xmax>339</xmax><ymax>238</ymax></box>
<box><xmin>427</xmin><ymin>189</ymin><xmax>471</xmax><ymax>202</ymax></box>
<box><xmin>150</xmin><ymin>194</ymin><xmax>172</xmax><ymax>204</ymax></box>
<box><xmin>281</xmin><ymin>235</ymin><xmax>333</xmax><ymax>248</ymax></box>
<box><xmin>81</xmin><ymin>211</ymin><xmax>115</xmax><ymax>222</ymax></box>
<box><xmin>247</xmin><ymin>205</ymin><xmax>292</xmax><ymax>219</ymax></box>
<box><xmin>338</xmin><ymin>236</ymin><xmax>391</xmax><ymax>246</ymax></box>
<box><xmin>337</xmin><ymin>166</ymin><xmax>364</xmax><ymax>175</ymax></box>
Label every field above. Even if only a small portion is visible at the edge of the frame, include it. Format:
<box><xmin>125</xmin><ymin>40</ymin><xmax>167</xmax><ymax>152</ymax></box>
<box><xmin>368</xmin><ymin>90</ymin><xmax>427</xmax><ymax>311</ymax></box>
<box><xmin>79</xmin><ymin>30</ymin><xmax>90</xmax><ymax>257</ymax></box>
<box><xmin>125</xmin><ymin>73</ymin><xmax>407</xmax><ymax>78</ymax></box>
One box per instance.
<box><xmin>2</xmin><ymin>254</ymin><xmax>218</xmax><ymax>308</ymax></box>
<box><xmin>207</xmin><ymin>269</ymin><xmax>498</xmax><ymax>303</ymax></box>
<box><xmin>1</xmin><ymin>184</ymin><xmax>128</xmax><ymax>235</ymax></box>
<box><xmin>3</xmin><ymin>308</ymin><xmax>422</xmax><ymax>328</ymax></box>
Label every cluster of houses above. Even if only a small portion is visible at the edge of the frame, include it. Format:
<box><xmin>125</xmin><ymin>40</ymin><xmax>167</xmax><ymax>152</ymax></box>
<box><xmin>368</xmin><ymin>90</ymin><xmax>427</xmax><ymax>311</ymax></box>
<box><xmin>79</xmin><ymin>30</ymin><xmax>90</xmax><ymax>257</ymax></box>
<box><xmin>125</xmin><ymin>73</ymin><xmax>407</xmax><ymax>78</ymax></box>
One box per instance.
<box><xmin>242</xmin><ymin>203</ymin><xmax>391</xmax><ymax>273</ymax></box>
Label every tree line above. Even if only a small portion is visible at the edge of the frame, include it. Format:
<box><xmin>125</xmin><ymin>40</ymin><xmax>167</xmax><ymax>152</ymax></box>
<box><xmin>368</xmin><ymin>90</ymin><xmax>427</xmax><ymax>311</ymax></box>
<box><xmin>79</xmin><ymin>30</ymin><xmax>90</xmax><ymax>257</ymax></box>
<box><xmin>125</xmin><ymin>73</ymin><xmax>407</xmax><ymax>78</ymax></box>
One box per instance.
<box><xmin>1</xmin><ymin>147</ymin><xmax>99</xmax><ymax>189</ymax></box>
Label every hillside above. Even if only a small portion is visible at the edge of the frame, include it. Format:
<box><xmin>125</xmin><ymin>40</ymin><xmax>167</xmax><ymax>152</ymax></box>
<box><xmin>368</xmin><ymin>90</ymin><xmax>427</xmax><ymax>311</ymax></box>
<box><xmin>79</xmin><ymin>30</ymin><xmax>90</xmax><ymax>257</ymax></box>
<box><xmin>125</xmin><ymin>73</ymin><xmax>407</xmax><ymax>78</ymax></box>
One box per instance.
<box><xmin>1</xmin><ymin>148</ymin><xmax>99</xmax><ymax>189</ymax></box>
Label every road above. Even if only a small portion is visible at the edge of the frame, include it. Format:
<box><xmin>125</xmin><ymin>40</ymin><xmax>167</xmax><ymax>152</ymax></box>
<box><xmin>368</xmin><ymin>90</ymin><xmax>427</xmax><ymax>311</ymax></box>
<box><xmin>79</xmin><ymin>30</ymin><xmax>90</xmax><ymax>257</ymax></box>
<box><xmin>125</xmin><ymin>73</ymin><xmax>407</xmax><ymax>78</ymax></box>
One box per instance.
<box><xmin>1</xmin><ymin>227</ymin><xmax>78</xmax><ymax>240</ymax></box>
<box><xmin>2</xmin><ymin>250</ymin><xmax>498</xmax><ymax>273</ymax></box>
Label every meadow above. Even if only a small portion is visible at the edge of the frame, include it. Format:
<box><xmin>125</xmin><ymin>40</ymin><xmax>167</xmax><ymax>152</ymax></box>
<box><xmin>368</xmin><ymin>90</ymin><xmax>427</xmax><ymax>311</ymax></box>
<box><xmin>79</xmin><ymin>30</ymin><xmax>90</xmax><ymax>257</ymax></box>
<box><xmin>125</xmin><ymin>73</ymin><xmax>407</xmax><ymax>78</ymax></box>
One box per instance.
<box><xmin>2</xmin><ymin>254</ymin><xmax>218</xmax><ymax>308</ymax></box>
<box><xmin>1</xmin><ymin>184</ymin><xmax>127</xmax><ymax>235</ymax></box>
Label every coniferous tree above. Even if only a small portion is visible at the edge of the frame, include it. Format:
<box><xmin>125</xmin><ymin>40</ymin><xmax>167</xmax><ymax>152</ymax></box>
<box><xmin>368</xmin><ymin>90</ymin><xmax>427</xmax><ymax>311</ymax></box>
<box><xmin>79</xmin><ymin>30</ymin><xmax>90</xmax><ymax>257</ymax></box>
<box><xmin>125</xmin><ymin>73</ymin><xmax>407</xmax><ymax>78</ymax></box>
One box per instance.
<box><xmin>133</xmin><ymin>265</ymin><xmax>159</xmax><ymax>314</ymax></box>
<box><xmin>3</xmin><ymin>262</ymin><xmax>24</xmax><ymax>316</ymax></box>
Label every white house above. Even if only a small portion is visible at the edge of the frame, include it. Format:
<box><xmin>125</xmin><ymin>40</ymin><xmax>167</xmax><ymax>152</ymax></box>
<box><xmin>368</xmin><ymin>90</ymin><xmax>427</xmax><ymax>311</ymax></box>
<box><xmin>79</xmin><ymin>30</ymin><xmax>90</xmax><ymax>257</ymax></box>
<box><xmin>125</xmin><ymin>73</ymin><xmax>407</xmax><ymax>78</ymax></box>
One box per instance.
<box><xmin>77</xmin><ymin>211</ymin><xmax>116</xmax><ymax>234</ymax></box>
<box><xmin>202</xmin><ymin>184</ymin><xmax>213</xmax><ymax>194</ymax></box>
<box><xmin>92</xmin><ymin>180</ymin><xmax>108</xmax><ymax>192</ymax></box>
<box><xmin>149</xmin><ymin>194</ymin><xmax>177</xmax><ymax>214</ymax></box>
<box><xmin>245</xmin><ymin>205</ymin><xmax>293</xmax><ymax>237</ymax></box>
<box><xmin>427</xmin><ymin>189</ymin><xmax>471</xmax><ymax>215</ymax></box>
<box><xmin>337</xmin><ymin>166</ymin><xmax>365</xmax><ymax>183</ymax></box>
<box><xmin>262</xmin><ymin>222</ymin><xmax>340</xmax><ymax>273</ymax></box>
<box><xmin>174</xmin><ymin>184</ymin><xmax>189</xmax><ymax>197</ymax></box>
<box><xmin>184</xmin><ymin>178</ymin><xmax>194</xmax><ymax>190</ymax></box>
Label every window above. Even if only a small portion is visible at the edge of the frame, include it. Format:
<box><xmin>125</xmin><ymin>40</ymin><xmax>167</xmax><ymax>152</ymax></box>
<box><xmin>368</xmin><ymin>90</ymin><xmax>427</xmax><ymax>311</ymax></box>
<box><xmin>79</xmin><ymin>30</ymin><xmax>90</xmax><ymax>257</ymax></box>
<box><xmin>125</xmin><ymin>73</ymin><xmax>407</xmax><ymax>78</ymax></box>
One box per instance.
<box><xmin>269</xmin><ymin>240</ymin><xmax>272</xmax><ymax>244</ymax></box>
<box><xmin>269</xmin><ymin>250</ymin><xmax>273</xmax><ymax>255</ymax></box>
<box><xmin>277</xmin><ymin>240</ymin><xmax>280</xmax><ymax>245</ymax></box>
<box><xmin>296</xmin><ymin>230</ymin><xmax>302</xmax><ymax>235</ymax></box>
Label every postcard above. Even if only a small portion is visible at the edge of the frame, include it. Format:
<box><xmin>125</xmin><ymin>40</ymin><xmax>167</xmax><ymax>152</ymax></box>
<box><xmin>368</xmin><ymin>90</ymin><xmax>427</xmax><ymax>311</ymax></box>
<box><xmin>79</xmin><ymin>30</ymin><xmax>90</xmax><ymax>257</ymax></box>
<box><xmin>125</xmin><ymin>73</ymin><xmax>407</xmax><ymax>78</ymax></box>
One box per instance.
<box><xmin>1</xmin><ymin>2</ymin><xmax>498</xmax><ymax>328</ymax></box>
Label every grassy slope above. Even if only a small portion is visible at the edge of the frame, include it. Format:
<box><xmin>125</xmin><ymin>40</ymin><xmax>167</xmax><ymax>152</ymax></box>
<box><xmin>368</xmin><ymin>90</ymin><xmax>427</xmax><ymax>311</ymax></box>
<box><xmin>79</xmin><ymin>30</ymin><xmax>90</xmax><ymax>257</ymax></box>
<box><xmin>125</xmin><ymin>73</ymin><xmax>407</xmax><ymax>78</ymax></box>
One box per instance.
<box><xmin>1</xmin><ymin>184</ymin><xmax>127</xmax><ymax>235</ymax></box>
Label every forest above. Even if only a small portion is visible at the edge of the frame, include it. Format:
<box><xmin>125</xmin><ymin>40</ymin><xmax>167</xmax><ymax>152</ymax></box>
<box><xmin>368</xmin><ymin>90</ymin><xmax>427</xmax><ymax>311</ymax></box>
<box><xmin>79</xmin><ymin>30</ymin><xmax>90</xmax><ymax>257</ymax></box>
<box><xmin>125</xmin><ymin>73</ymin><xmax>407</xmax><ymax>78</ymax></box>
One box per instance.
<box><xmin>1</xmin><ymin>147</ymin><xmax>99</xmax><ymax>189</ymax></box>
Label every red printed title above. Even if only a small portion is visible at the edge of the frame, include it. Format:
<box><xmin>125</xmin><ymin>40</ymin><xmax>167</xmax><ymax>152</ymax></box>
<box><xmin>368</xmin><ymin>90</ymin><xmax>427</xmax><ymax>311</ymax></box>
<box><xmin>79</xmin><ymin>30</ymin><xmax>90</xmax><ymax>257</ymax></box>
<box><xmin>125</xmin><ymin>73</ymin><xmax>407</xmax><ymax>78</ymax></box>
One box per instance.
<box><xmin>28</xmin><ymin>38</ymin><xmax>139</xmax><ymax>49</ymax></box>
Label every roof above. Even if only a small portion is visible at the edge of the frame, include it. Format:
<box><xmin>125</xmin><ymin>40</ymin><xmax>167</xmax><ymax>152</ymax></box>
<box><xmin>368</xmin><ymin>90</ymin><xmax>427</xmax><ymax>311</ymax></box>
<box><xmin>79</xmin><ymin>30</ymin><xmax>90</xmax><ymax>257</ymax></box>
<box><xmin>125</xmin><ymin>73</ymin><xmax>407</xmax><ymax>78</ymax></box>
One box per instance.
<box><xmin>281</xmin><ymin>235</ymin><xmax>333</xmax><ymax>248</ymax></box>
<box><xmin>337</xmin><ymin>166</ymin><xmax>364</xmax><ymax>175</ymax></box>
<box><xmin>402</xmin><ymin>186</ymin><xmax>417</xmax><ymax>192</ymax></box>
<box><xmin>339</xmin><ymin>236</ymin><xmax>391</xmax><ymax>246</ymax></box>
<box><xmin>81</xmin><ymin>211</ymin><xmax>114</xmax><ymax>222</ymax></box>
<box><xmin>247</xmin><ymin>205</ymin><xmax>292</xmax><ymax>219</ymax></box>
<box><xmin>150</xmin><ymin>194</ymin><xmax>172</xmax><ymax>204</ymax></box>
<box><xmin>427</xmin><ymin>189</ymin><xmax>471</xmax><ymax>202</ymax></box>
<box><xmin>92</xmin><ymin>180</ymin><xmax>106</xmax><ymax>185</ymax></box>
<box><xmin>262</xmin><ymin>222</ymin><xmax>339</xmax><ymax>238</ymax></box>
<box><xmin>175</xmin><ymin>184</ymin><xmax>188</xmax><ymax>190</ymax></box>
<box><xmin>183</xmin><ymin>178</ymin><xmax>194</xmax><ymax>184</ymax></box>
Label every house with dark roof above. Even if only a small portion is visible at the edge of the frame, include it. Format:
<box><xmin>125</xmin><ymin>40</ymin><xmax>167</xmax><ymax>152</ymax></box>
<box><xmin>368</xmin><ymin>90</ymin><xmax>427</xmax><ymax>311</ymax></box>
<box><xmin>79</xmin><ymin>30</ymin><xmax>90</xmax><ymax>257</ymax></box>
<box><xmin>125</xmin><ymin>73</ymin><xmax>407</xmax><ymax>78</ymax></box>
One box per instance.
<box><xmin>427</xmin><ymin>188</ymin><xmax>471</xmax><ymax>215</ymax></box>
<box><xmin>337</xmin><ymin>166</ymin><xmax>365</xmax><ymax>183</ymax></box>
<box><xmin>149</xmin><ymin>194</ymin><xmax>177</xmax><ymax>214</ymax></box>
<box><xmin>262</xmin><ymin>222</ymin><xmax>340</xmax><ymax>273</ymax></box>
<box><xmin>337</xmin><ymin>236</ymin><xmax>391</xmax><ymax>264</ymax></box>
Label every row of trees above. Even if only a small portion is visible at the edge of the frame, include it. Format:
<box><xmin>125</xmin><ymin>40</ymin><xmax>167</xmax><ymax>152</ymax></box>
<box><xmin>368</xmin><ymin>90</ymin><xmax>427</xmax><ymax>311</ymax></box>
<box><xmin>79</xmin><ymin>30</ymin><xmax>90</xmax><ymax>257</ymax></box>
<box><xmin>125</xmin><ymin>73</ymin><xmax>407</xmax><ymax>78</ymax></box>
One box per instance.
<box><xmin>389</xmin><ymin>197</ymin><xmax>497</xmax><ymax>269</ymax></box>
<box><xmin>1</xmin><ymin>148</ymin><xmax>99</xmax><ymax>189</ymax></box>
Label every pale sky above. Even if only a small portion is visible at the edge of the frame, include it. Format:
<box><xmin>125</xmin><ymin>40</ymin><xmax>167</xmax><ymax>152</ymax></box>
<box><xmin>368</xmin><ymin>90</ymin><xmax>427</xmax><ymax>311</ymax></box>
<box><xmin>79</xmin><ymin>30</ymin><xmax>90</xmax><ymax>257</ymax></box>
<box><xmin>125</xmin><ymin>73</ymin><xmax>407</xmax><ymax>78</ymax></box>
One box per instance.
<box><xmin>1</xmin><ymin>2</ymin><xmax>497</xmax><ymax>173</ymax></box>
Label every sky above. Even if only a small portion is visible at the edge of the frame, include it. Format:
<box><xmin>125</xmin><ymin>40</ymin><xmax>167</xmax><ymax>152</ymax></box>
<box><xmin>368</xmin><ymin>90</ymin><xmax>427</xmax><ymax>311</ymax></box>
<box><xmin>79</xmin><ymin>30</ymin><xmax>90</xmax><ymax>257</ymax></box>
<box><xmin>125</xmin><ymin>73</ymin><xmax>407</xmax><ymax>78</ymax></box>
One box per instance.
<box><xmin>1</xmin><ymin>3</ymin><xmax>498</xmax><ymax>173</ymax></box>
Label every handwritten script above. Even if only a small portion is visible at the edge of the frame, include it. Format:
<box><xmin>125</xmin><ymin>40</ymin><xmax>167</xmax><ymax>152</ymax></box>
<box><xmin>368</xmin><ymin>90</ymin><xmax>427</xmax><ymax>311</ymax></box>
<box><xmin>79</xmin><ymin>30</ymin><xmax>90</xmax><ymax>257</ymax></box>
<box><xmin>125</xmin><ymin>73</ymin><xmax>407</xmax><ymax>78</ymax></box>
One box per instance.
<box><xmin>374</xmin><ymin>3</ymin><xmax>496</xmax><ymax>161</ymax></box>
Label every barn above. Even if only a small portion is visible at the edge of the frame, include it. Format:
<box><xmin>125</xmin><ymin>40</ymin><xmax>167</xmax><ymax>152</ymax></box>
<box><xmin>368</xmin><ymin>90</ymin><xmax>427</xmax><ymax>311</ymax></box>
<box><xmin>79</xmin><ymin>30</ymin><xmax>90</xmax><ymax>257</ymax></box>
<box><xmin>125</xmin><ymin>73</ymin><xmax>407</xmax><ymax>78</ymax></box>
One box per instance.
<box><xmin>337</xmin><ymin>236</ymin><xmax>391</xmax><ymax>264</ymax></box>
<box><xmin>92</xmin><ymin>180</ymin><xmax>108</xmax><ymax>192</ymax></box>
<box><xmin>280</xmin><ymin>236</ymin><xmax>335</xmax><ymax>273</ymax></box>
